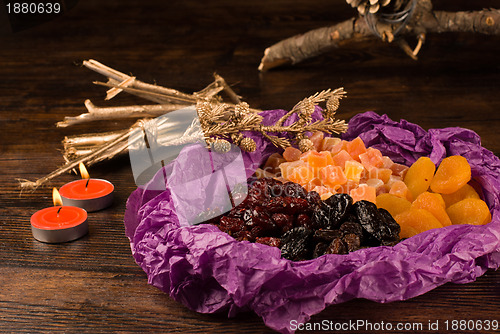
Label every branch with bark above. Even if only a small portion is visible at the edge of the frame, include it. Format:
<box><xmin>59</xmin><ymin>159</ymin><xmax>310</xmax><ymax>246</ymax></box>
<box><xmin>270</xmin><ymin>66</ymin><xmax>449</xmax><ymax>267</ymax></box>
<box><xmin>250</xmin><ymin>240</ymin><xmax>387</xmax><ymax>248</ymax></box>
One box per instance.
<box><xmin>259</xmin><ymin>0</ymin><xmax>500</xmax><ymax>71</ymax></box>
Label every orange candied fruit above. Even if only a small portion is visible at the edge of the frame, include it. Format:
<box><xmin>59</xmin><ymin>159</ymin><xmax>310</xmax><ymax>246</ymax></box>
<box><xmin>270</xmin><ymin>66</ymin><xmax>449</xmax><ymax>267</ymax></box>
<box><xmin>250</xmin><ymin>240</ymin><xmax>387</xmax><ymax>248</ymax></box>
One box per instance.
<box><xmin>344</xmin><ymin>160</ymin><xmax>364</xmax><ymax>183</ymax></box>
<box><xmin>287</xmin><ymin>165</ymin><xmax>315</xmax><ymax>185</ymax></box>
<box><xmin>306</xmin><ymin>150</ymin><xmax>333</xmax><ymax>168</ymax></box>
<box><xmin>350</xmin><ymin>184</ymin><xmax>376</xmax><ymax>204</ymax></box>
<box><xmin>346</xmin><ymin>137</ymin><xmax>367</xmax><ymax>161</ymax></box>
<box><xmin>319</xmin><ymin>165</ymin><xmax>347</xmax><ymax>188</ymax></box>
<box><xmin>359</xmin><ymin>147</ymin><xmax>384</xmax><ymax>170</ymax></box>
<box><xmin>332</xmin><ymin>150</ymin><xmax>353</xmax><ymax>169</ymax></box>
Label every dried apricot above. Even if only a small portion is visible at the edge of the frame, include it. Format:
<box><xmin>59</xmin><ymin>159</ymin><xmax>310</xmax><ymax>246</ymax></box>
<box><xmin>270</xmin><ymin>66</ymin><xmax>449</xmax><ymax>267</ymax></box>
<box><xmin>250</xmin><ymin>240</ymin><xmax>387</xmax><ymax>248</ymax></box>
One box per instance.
<box><xmin>430</xmin><ymin>155</ymin><xmax>471</xmax><ymax>194</ymax></box>
<box><xmin>403</xmin><ymin>157</ymin><xmax>436</xmax><ymax>199</ymax></box>
<box><xmin>411</xmin><ymin>192</ymin><xmax>452</xmax><ymax>227</ymax></box>
<box><xmin>376</xmin><ymin>193</ymin><xmax>411</xmax><ymax>217</ymax></box>
<box><xmin>446</xmin><ymin>198</ymin><xmax>491</xmax><ymax>225</ymax></box>
<box><xmin>395</xmin><ymin>208</ymin><xmax>443</xmax><ymax>239</ymax></box>
<box><xmin>440</xmin><ymin>184</ymin><xmax>480</xmax><ymax>207</ymax></box>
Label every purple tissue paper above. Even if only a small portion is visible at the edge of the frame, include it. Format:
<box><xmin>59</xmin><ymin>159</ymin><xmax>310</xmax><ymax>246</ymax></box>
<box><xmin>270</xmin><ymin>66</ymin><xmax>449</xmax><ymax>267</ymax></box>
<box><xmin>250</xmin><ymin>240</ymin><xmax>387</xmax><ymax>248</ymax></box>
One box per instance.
<box><xmin>124</xmin><ymin>111</ymin><xmax>500</xmax><ymax>333</ymax></box>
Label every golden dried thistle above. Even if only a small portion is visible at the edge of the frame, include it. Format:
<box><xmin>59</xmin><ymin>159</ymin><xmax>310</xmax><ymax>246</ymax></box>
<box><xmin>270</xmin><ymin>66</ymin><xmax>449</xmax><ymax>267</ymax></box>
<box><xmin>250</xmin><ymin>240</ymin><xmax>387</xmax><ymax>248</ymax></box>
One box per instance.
<box><xmin>211</xmin><ymin>139</ymin><xmax>232</xmax><ymax>153</ymax></box>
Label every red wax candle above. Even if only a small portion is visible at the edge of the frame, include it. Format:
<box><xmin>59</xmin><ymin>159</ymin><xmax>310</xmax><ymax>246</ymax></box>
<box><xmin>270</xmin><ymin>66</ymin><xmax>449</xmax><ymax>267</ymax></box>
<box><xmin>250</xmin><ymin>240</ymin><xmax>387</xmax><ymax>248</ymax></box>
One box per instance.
<box><xmin>31</xmin><ymin>205</ymin><xmax>88</xmax><ymax>243</ymax></box>
<box><xmin>59</xmin><ymin>178</ymin><xmax>114</xmax><ymax>212</ymax></box>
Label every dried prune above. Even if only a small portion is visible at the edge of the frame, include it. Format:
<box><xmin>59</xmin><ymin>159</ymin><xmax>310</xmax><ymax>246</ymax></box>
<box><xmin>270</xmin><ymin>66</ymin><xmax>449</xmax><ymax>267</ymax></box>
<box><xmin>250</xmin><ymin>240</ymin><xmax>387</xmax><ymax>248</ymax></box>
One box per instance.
<box><xmin>306</xmin><ymin>191</ymin><xmax>322</xmax><ymax>207</ymax></box>
<box><xmin>280</xmin><ymin>227</ymin><xmax>313</xmax><ymax>261</ymax></box>
<box><xmin>324</xmin><ymin>238</ymin><xmax>347</xmax><ymax>255</ymax></box>
<box><xmin>235</xmin><ymin>230</ymin><xmax>253</xmax><ymax>241</ymax></box>
<box><xmin>378</xmin><ymin>208</ymin><xmax>401</xmax><ymax>243</ymax></box>
<box><xmin>312</xmin><ymin>193</ymin><xmax>353</xmax><ymax>230</ymax></box>
<box><xmin>313</xmin><ymin>242</ymin><xmax>329</xmax><ymax>258</ymax></box>
<box><xmin>339</xmin><ymin>221</ymin><xmax>363</xmax><ymax>238</ymax></box>
<box><xmin>354</xmin><ymin>200</ymin><xmax>385</xmax><ymax>241</ymax></box>
<box><xmin>343</xmin><ymin>233</ymin><xmax>361</xmax><ymax>252</ymax></box>
<box><xmin>313</xmin><ymin>229</ymin><xmax>343</xmax><ymax>242</ymax></box>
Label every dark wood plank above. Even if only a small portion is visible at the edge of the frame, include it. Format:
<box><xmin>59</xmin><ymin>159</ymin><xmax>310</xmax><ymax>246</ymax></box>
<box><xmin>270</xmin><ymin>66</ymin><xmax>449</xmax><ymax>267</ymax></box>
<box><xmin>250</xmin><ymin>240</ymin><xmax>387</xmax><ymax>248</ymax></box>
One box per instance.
<box><xmin>1</xmin><ymin>0</ymin><xmax>499</xmax><ymax>332</ymax></box>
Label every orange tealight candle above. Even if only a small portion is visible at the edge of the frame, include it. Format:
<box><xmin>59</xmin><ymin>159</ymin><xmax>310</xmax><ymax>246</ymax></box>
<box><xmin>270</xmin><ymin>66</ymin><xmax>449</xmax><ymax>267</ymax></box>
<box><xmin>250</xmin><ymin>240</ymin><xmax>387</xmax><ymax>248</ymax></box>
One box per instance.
<box><xmin>31</xmin><ymin>188</ymin><xmax>88</xmax><ymax>243</ymax></box>
<box><xmin>59</xmin><ymin>163</ymin><xmax>114</xmax><ymax>212</ymax></box>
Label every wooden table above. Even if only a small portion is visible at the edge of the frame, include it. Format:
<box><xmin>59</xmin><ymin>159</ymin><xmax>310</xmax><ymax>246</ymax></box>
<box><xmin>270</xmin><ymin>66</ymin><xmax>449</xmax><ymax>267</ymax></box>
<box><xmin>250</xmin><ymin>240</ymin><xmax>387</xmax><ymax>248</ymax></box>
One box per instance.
<box><xmin>1</xmin><ymin>0</ymin><xmax>499</xmax><ymax>332</ymax></box>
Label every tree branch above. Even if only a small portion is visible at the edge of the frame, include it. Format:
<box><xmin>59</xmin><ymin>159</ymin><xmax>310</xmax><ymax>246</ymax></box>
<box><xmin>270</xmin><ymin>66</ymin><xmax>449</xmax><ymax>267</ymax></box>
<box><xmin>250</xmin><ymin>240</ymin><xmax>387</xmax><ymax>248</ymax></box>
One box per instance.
<box><xmin>259</xmin><ymin>6</ymin><xmax>500</xmax><ymax>71</ymax></box>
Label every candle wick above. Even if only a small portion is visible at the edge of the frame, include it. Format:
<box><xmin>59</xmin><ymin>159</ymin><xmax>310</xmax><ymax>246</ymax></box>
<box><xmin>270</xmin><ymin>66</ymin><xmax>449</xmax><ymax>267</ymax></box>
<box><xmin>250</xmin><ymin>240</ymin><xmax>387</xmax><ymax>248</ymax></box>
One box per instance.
<box><xmin>85</xmin><ymin>178</ymin><xmax>90</xmax><ymax>189</ymax></box>
<box><xmin>57</xmin><ymin>206</ymin><xmax>62</xmax><ymax>217</ymax></box>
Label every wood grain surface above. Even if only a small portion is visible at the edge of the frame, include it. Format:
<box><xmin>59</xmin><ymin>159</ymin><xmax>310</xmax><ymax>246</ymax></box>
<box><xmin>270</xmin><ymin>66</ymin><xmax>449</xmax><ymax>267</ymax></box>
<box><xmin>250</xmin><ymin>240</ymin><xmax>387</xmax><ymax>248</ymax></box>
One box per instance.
<box><xmin>1</xmin><ymin>0</ymin><xmax>499</xmax><ymax>332</ymax></box>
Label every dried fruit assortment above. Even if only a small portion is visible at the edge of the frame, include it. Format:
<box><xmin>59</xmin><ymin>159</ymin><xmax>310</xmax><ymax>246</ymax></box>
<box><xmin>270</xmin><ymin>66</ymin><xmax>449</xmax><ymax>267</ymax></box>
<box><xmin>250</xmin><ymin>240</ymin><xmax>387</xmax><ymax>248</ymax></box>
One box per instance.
<box><xmin>265</xmin><ymin>132</ymin><xmax>410</xmax><ymax>204</ymax></box>
<box><xmin>207</xmin><ymin>178</ymin><xmax>401</xmax><ymax>261</ymax></box>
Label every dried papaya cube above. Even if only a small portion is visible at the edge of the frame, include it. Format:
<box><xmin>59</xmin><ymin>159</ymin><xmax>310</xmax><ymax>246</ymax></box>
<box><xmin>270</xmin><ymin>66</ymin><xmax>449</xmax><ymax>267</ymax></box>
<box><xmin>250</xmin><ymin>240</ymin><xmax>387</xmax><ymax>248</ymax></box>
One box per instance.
<box><xmin>312</xmin><ymin>186</ymin><xmax>334</xmax><ymax>200</ymax></box>
<box><xmin>382</xmin><ymin>156</ymin><xmax>394</xmax><ymax>169</ymax></box>
<box><xmin>320</xmin><ymin>136</ymin><xmax>341</xmax><ymax>151</ymax></box>
<box><xmin>319</xmin><ymin>165</ymin><xmax>347</xmax><ymax>187</ymax></box>
<box><xmin>395</xmin><ymin>208</ymin><xmax>443</xmax><ymax>239</ymax></box>
<box><xmin>376</xmin><ymin>193</ymin><xmax>411</xmax><ymax>217</ymax></box>
<box><xmin>303</xmin><ymin>177</ymin><xmax>322</xmax><ymax>192</ymax></box>
<box><xmin>390</xmin><ymin>163</ymin><xmax>409</xmax><ymax>178</ymax></box>
<box><xmin>350</xmin><ymin>184</ymin><xmax>376</xmax><ymax>204</ymax></box>
<box><xmin>368</xmin><ymin>168</ymin><xmax>392</xmax><ymax>184</ymax></box>
<box><xmin>288</xmin><ymin>165</ymin><xmax>315</xmax><ymax>185</ymax></box>
<box><xmin>446</xmin><ymin>198</ymin><xmax>491</xmax><ymax>225</ymax></box>
<box><xmin>440</xmin><ymin>184</ymin><xmax>480</xmax><ymax>207</ymax></box>
<box><xmin>283</xmin><ymin>147</ymin><xmax>302</xmax><ymax>162</ymax></box>
<box><xmin>309</xmin><ymin>131</ymin><xmax>324</xmax><ymax>151</ymax></box>
<box><xmin>344</xmin><ymin>160</ymin><xmax>364</xmax><ymax>183</ymax></box>
<box><xmin>336</xmin><ymin>179</ymin><xmax>358</xmax><ymax>194</ymax></box>
<box><xmin>365</xmin><ymin>178</ymin><xmax>384</xmax><ymax>192</ymax></box>
<box><xmin>346</xmin><ymin>137</ymin><xmax>367</xmax><ymax>161</ymax></box>
<box><xmin>279</xmin><ymin>160</ymin><xmax>306</xmax><ymax>179</ymax></box>
<box><xmin>404</xmin><ymin>156</ymin><xmax>436</xmax><ymax>200</ymax></box>
<box><xmin>389</xmin><ymin>180</ymin><xmax>408</xmax><ymax>197</ymax></box>
<box><xmin>329</xmin><ymin>139</ymin><xmax>347</xmax><ymax>155</ymax></box>
<box><xmin>332</xmin><ymin>149</ymin><xmax>353</xmax><ymax>169</ymax></box>
<box><xmin>430</xmin><ymin>155</ymin><xmax>471</xmax><ymax>194</ymax></box>
<box><xmin>411</xmin><ymin>192</ymin><xmax>452</xmax><ymax>227</ymax></box>
<box><xmin>306</xmin><ymin>150</ymin><xmax>333</xmax><ymax>168</ymax></box>
<box><xmin>263</xmin><ymin>153</ymin><xmax>286</xmax><ymax>174</ymax></box>
<box><xmin>359</xmin><ymin>147</ymin><xmax>384</xmax><ymax>170</ymax></box>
